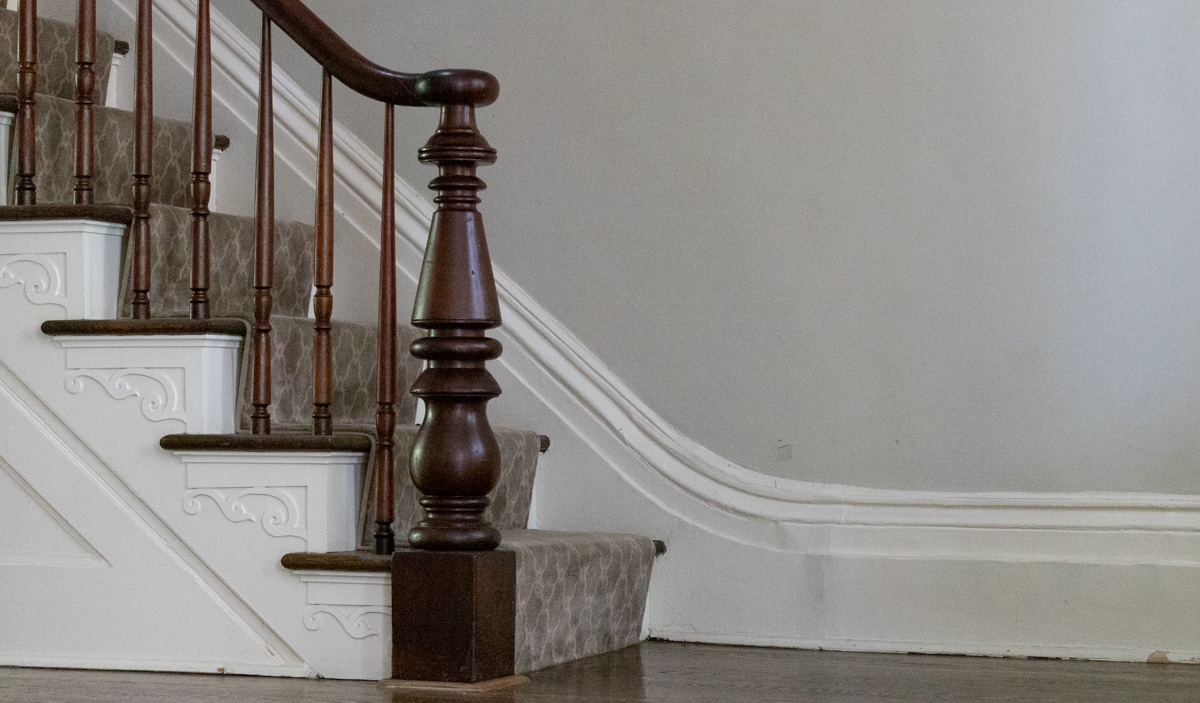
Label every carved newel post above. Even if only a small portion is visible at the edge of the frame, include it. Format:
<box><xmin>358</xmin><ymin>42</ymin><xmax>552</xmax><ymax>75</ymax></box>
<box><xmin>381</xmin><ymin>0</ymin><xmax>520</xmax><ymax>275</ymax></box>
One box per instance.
<box><xmin>408</xmin><ymin>70</ymin><xmax>503</xmax><ymax>551</ymax></box>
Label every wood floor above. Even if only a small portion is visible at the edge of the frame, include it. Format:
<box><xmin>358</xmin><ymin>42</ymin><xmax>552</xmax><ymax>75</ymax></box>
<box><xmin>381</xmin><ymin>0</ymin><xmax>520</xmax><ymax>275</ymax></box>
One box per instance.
<box><xmin>4</xmin><ymin>641</ymin><xmax>1200</xmax><ymax>702</ymax></box>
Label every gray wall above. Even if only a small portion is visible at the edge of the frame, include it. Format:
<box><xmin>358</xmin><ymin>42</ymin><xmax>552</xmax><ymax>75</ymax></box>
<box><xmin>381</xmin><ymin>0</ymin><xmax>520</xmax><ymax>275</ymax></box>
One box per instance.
<box><xmin>215</xmin><ymin>1</ymin><xmax>1200</xmax><ymax>494</ymax></box>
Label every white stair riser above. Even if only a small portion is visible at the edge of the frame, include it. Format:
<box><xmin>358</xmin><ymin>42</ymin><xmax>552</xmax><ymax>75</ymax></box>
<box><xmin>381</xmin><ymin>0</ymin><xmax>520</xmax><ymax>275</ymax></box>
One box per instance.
<box><xmin>0</xmin><ymin>219</ymin><xmax>124</xmax><ymax>319</ymax></box>
<box><xmin>56</xmin><ymin>335</ymin><xmax>240</xmax><ymax>434</ymax></box>
<box><xmin>172</xmin><ymin>451</ymin><xmax>364</xmax><ymax>554</ymax></box>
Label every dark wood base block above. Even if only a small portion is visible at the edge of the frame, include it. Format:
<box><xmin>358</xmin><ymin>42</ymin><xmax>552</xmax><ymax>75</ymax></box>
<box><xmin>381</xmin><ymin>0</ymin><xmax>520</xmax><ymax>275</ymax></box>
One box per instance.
<box><xmin>390</xmin><ymin>548</ymin><xmax>516</xmax><ymax>683</ymax></box>
<box><xmin>378</xmin><ymin>674</ymin><xmax>529</xmax><ymax>692</ymax></box>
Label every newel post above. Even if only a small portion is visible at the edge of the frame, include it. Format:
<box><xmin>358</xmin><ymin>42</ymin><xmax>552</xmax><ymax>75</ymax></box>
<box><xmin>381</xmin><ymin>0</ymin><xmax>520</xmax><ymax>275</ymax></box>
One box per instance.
<box><xmin>407</xmin><ymin>71</ymin><xmax>502</xmax><ymax>551</ymax></box>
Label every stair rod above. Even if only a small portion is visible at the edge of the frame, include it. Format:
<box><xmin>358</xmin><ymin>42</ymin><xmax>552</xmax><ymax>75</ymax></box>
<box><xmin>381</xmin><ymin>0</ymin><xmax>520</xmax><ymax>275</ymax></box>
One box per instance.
<box><xmin>250</xmin><ymin>13</ymin><xmax>275</xmax><ymax>434</ymax></box>
<box><xmin>190</xmin><ymin>0</ymin><xmax>212</xmax><ymax>319</ymax></box>
<box><xmin>129</xmin><ymin>0</ymin><xmax>154</xmax><ymax>318</ymax></box>
<box><xmin>311</xmin><ymin>69</ymin><xmax>334</xmax><ymax>435</ymax></box>
<box><xmin>73</xmin><ymin>0</ymin><xmax>96</xmax><ymax>204</ymax></box>
<box><xmin>373</xmin><ymin>103</ymin><xmax>397</xmax><ymax>555</ymax></box>
<box><xmin>15</xmin><ymin>0</ymin><xmax>36</xmax><ymax>204</ymax></box>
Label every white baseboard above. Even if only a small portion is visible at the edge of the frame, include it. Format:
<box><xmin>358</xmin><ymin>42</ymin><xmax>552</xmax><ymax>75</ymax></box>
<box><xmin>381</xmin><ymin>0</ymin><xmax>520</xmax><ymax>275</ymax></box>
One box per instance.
<box><xmin>650</xmin><ymin>629</ymin><xmax>1200</xmax><ymax>666</ymax></box>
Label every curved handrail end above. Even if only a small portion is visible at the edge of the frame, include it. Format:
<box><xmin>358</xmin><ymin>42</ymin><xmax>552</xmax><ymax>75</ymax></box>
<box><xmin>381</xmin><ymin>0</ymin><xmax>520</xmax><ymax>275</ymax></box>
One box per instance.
<box><xmin>249</xmin><ymin>0</ymin><xmax>498</xmax><ymax>108</ymax></box>
<box><xmin>416</xmin><ymin>69</ymin><xmax>499</xmax><ymax>108</ymax></box>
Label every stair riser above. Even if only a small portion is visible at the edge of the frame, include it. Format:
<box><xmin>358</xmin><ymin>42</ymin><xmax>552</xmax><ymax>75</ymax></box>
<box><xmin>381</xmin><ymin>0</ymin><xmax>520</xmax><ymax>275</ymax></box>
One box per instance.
<box><xmin>0</xmin><ymin>218</ymin><xmax>123</xmax><ymax>318</ymax></box>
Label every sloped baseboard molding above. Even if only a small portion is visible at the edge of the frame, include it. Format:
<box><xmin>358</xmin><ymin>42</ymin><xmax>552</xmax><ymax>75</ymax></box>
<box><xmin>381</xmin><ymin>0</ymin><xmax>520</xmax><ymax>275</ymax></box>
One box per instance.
<box><xmin>134</xmin><ymin>0</ymin><xmax>1200</xmax><ymax>662</ymax></box>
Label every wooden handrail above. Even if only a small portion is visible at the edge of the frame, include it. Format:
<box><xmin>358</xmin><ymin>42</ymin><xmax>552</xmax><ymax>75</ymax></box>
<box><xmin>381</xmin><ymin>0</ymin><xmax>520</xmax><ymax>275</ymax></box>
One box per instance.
<box><xmin>247</xmin><ymin>0</ymin><xmax>418</xmax><ymax>105</ymax></box>
<box><xmin>248</xmin><ymin>0</ymin><xmax>498</xmax><ymax>108</ymax></box>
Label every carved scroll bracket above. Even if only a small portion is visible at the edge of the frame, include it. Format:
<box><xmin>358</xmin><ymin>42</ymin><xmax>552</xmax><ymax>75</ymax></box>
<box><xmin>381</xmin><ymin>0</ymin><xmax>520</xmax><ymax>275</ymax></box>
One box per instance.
<box><xmin>183</xmin><ymin>487</ymin><xmax>307</xmax><ymax>540</ymax></box>
<box><xmin>302</xmin><ymin>605</ymin><xmax>390</xmax><ymax>639</ymax></box>
<box><xmin>65</xmin><ymin>367</ymin><xmax>186</xmax><ymax>423</ymax></box>
<box><xmin>0</xmin><ymin>253</ymin><xmax>68</xmax><ymax>310</ymax></box>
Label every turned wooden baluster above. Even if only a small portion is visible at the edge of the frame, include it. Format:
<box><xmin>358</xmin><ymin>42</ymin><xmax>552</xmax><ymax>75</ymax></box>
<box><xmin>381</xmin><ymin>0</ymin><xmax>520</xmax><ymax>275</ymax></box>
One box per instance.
<box><xmin>407</xmin><ymin>71</ymin><xmax>503</xmax><ymax>551</ymax></box>
<box><xmin>312</xmin><ymin>69</ymin><xmax>334</xmax><ymax>435</ymax></box>
<box><xmin>190</xmin><ymin>0</ymin><xmax>212</xmax><ymax>319</ymax></box>
<box><xmin>250</xmin><ymin>15</ymin><xmax>275</xmax><ymax>434</ymax></box>
<box><xmin>374</xmin><ymin>104</ymin><xmax>397</xmax><ymax>555</ymax></box>
<box><xmin>15</xmin><ymin>0</ymin><xmax>36</xmax><ymax>205</ymax></box>
<box><xmin>129</xmin><ymin>0</ymin><xmax>154</xmax><ymax>318</ymax></box>
<box><xmin>73</xmin><ymin>0</ymin><xmax>96</xmax><ymax>204</ymax></box>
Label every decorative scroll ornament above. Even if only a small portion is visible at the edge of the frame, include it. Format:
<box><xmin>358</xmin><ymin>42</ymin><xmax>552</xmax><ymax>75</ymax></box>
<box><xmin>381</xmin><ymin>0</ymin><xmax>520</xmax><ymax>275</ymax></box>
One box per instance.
<box><xmin>183</xmin><ymin>487</ymin><xmax>306</xmax><ymax>540</ymax></box>
<box><xmin>0</xmin><ymin>253</ymin><xmax>68</xmax><ymax>309</ymax></box>
<box><xmin>65</xmin><ymin>368</ymin><xmax>186</xmax><ymax>423</ymax></box>
<box><xmin>303</xmin><ymin>605</ymin><xmax>390</xmax><ymax>639</ymax></box>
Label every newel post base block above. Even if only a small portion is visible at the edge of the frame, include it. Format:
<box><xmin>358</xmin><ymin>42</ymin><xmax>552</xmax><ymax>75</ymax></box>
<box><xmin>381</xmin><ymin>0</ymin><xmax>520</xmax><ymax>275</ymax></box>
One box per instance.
<box><xmin>390</xmin><ymin>548</ymin><xmax>516</xmax><ymax>684</ymax></box>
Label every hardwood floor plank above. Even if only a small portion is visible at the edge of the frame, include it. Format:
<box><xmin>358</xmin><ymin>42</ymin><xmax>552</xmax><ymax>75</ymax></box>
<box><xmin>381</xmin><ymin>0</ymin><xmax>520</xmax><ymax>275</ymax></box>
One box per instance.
<box><xmin>3</xmin><ymin>642</ymin><xmax>1200</xmax><ymax>703</ymax></box>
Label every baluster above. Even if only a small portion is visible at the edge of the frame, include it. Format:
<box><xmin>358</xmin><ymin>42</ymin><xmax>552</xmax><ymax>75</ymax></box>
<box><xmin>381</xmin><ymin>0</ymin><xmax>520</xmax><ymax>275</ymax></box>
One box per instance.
<box><xmin>407</xmin><ymin>96</ymin><xmax>503</xmax><ymax>551</ymax></box>
<box><xmin>73</xmin><ymin>0</ymin><xmax>96</xmax><ymax>204</ymax></box>
<box><xmin>312</xmin><ymin>69</ymin><xmax>334</xmax><ymax>435</ymax></box>
<box><xmin>250</xmin><ymin>15</ymin><xmax>275</xmax><ymax>434</ymax></box>
<box><xmin>190</xmin><ymin>0</ymin><xmax>212</xmax><ymax>319</ymax></box>
<box><xmin>129</xmin><ymin>0</ymin><xmax>154</xmax><ymax>319</ymax></box>
<box><xmin>374</xmin><ymin>104</ymin><xmax>396</xmax><ymax>555</ymax></box>
<box><xmin>15</xmin><ymin>0</ymin><xmax>36</xmax><ymax>205</ymax></box>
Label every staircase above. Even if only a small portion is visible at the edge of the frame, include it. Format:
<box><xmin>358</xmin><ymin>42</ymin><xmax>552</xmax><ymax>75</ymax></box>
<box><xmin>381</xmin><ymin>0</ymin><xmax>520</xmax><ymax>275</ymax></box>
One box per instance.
<box><xmin>0</xmin><ymin>1</ymin><xmax>654</xmax><ymax>683</ymax></box>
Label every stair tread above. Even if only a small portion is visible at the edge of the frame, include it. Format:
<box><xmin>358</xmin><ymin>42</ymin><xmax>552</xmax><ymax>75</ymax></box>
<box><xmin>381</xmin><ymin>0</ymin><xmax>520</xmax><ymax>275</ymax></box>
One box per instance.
<box><xmin>0</xmin><ymin>9</ymin><xmax>116</xmax><ymax>103</ymax></box>
<box><xmin>236</xmin><ymin>315</ymin><xmax>424</xmax><ymax>433</ymax></box>
<box><xmin>282</xmin><ymin>529</ymin><xmax>655</xmax><ymax>676</ymax></box>
<box><xmin>42</xmin><ymin>317</ymin><xmax>246</xmax><ymax>337</ymax></box>
<box><xmin>0</xmin><ymin>203</ymin><xmax>132</xmax><ymax>223</ymax></box>
<box><xmin>23</xmin><ymin>92</ymin><xmax>194</xmax><ymax>208</ymax></box>
<box><xmin>280</xmin><ymin>550</ymin><xmax>391</xmax><ymax>573</ymax></box>
<box><xmin>504</xmin><ymin>529</ymin><xmax>655</xmax><ymax>674</ymax></box>
<box><xmin>281</xmin><ymin>529</ymin><xmax>653</xmax><ymax>573</ymax></box>
<box><xmin>160</xmin><ymin>432</ymin><xmax>373</xmax><ymax>453</ymax></box>
<box><xmin>119</xmin><ymin>204</ymin><xmax>316</xmax><ymax>321</ymax></box>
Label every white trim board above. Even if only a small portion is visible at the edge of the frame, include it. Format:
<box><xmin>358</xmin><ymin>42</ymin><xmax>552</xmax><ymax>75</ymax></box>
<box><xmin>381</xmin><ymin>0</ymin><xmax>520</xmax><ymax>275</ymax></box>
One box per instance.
<box><xmin>648</xmin><ymin>630</ymin><xmax>1200</xmax><ymax>667</ymax></box>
